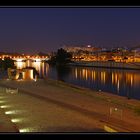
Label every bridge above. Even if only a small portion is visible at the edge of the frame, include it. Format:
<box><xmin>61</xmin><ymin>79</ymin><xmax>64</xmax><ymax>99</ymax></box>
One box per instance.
<box><xmin>12</xmin><ymin>57</ymin><xmax>50</xmax><ymax>62</ymax></box>
<box><xmin>0</xmin><ymin>54</ymin><xmax>50</xmax><ymax>62</ymax></box>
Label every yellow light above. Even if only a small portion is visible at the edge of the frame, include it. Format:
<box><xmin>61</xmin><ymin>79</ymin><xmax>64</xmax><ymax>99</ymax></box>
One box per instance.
<box><xmin>19</xmin><ymin>128</ymin><xmax>34</xmax><ymax>133</ymax></box>
<box><xmin>75</xmin><ymin>68</ymin><xmax>78</xmax><ymax>79</ymax></box>
<box><xmin>101</xmin><ymin>72</ymin><xmax>104</xmax><ymax>83</ymax></box>
<box><xmin>130</xmin><ymin>75</ymin><xmax>133</xmax><ymax>86</ymax></box>
<box><xmin>0</xmin><ymin>105</ymin><xmax>11</xmax><ymax>108</ymax></box>
<box><xmin>5</xmin><ymin>111</ymin><xmax>15</xmax><ymax>114</ymax></box>
<box><xmin>26</xmin><ymin>60</ymin><xmax>30</xmax><ymax>67</ymax></box>
<box><xmin>0</xmin><ymin>101</ymin><xmax>6</xmax><ymax>103</ymax></box>
<box><xmin>16</xmin><ymin>61</ymin><xmax>25</xmax><ymax>69</ymax></box>
<box><xmin>5</xmin><ymin>110</ymin><xmax>21</xmax><ymax>115</ymax></box>
<box><xmin>104</xmin><ymin>125</ymin><xmax>117</xmax><ymax>132</ymax></box>
<box><xmin>30</xmin><ymin>70</ymin><xmax>34</xmax><ymax>79</ymax></box>
<box><xmin>17</xmin><ymin>59</ymin><xmax>23</xmax><ymax>62</ymax></box>
<box><xmin>85</xmin><ymin>69</ymin><xmax>88</xmax><ymax>80</ymax></box>
<box><xmin>93</xmin><ymin>71</ymin><xmax>96</xmax><ymax>80</ymax></box>
<box><xmin>117</xmin><ymin>80</ymin><xmax>120</xmax><ymax>92</ymax></box>
<box><xmin>112</xmin><ymin>73</ymin><xmax>114</xmax><ymax>84</ymax></box>
<box><xmin>35</xmin><ymin>59</ymin><xmax>41</xmax><ymax>62</ymax></box>
<box><xmin>32</xmin><ymin>61</ymin><xmax>41</xmax><ymax>73</ymax></box>
<box><xmin>11</xmin><ymin>118</ymin><xmax>23</xmax><ymax>123</ymax></box>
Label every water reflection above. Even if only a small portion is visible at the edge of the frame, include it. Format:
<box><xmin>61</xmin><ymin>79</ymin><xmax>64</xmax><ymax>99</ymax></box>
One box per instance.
<box><xmin>16</xmin><ymin>62</ymin><xmax>26</xmax><ymax>69</ymax></box>
<box><xmin>69</xmin><ymin>67</ymin><xmax>140</xmax><ymax>100</ymax></box>
<box><xmin>72</xmin><ymin>67</ymin><xmax>140</xmax><ymax>88</ymax></box>
<box><xmin>56</xmin><ymin>66</ymin><xmax>71</xmax><ymax>81</ymax></box>
<box><xmin>14</xmin><ymin>61</ymin><xmax>49</xmax><ymax>78</ymax></box>
<box><xmin>73</xmin><ymin>67</ymin><xmax>140</xmax><ymax>98</ymax></box>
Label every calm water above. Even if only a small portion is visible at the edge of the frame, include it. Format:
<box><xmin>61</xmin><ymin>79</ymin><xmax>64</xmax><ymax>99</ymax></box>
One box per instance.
<box><xmin>13</xmin><ymin>61</ymin><xmax>140</xmax><ymax>100</ymax></box>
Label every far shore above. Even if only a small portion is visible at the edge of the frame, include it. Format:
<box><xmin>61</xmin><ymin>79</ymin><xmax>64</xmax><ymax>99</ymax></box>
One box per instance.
<box><xmin>68</xmin><ymin>61</ymin><xmax>140</xmax><ymax>70</ymax></box>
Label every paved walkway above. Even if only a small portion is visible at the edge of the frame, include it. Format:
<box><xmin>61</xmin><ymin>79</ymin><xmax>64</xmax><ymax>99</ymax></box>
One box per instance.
<box><xmin>0</xmin><ymin>79</ymin><xmax>140</xmax><ymax>132</ymax></box>
<box><xmin>0</xmin><ymin>89</ymin><xmax>18</xmax><ymax>132</ymax></box>
<box><xmin>0</xmin><ymin>82</ymin><xmax>104</xmax><ymax>132</ymax></box>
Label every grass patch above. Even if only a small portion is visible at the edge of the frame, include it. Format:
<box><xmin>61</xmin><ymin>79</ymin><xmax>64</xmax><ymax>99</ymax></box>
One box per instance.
<box><xmin>134</xmin><ymin>107</ymin><xmax>140</xmax><ymax>115</ymax></box>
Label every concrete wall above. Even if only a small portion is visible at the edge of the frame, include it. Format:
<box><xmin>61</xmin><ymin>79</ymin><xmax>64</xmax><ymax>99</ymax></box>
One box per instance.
<box><xmin>70</xmin><ymin>61</ymin><xmax>140</xmax><ymax>70</ymax></box>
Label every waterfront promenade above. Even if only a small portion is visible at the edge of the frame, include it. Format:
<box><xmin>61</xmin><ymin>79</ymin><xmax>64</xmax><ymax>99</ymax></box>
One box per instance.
<box><xmin>0</xmin><ymin>79</ymin><xmax>140</xmax><ymax>132</ymax></box>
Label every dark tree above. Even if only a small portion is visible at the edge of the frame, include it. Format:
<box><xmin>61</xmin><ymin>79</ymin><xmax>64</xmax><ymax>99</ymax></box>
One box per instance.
<box><xmin>48</xmin><ymin>48</ymin><xmax>72</xmax><ymax>65</ymax></box>
<box><xmin>0</xmin><ymin>57</ymin><xmax>15</xmax><ymax>70</ymax></box>
<box><xmin>47</xmin><ymin>56</ymin><xmax>57</xmax><ymax>65</ymax></box>
<box><xmin>56</xmin><ymin>48</ymin><xmax>72</xmax><ymax>65</ymax></box>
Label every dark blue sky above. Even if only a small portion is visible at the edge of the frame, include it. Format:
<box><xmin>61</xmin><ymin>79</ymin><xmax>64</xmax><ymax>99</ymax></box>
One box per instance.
<box><xmin>0</xmin><ymin>8</ymin><xmax>140</xmax><ymax>54</ymax></box>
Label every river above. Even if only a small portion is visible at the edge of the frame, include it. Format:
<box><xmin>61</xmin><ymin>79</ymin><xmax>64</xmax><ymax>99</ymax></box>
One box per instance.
<box><xmin>5</xmin><ymin>61</ymin><xmax>140</xmax><ymax>100</ymax></box>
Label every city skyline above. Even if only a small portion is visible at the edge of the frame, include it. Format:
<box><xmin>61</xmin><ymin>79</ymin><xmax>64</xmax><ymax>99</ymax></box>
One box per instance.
<box><xmin>1</xmin><ymin>7</ymin><xmax>140</xmax><ymax>133</ymax></box>
<box><xmin>1</xmin><ymin>8</ymin><xmax>140</xmax><ymax>54</ymax></box>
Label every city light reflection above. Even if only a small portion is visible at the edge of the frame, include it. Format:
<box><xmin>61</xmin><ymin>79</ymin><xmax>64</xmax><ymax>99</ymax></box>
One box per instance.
<box><xmin>73</xmin><ymin>67</ymin><xmax>140</xmax><ymax>92</ymax></box>
<box><xmin>14</xmin><ymin>61</ymin><xmax>49</xmax><ymax>78</ymax></box>
<box><xmin>32</xmin><ymin>61</ymin><xmax>41</xmax><ymax>73</ymax></box>
<box><xmin>117</xmin><ymin>79</ymin><xmax>120</xmax><ymax>93</ymax></box>
<box><xmin>75</xmin><ymin>68</ymin><xmax>78</xmax><ymax>79</ymax></box>
<box><xmin>15</xmin><ymin>62</ymin><xmax>26</xmax><ymax>69</ymax></box>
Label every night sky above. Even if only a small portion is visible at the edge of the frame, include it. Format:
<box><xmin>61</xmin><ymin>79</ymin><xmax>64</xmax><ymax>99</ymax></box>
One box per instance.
<box><xmin>1</xmin><ymin>8</ymin><xmax>140</xmax><ymax>54</ymax></box>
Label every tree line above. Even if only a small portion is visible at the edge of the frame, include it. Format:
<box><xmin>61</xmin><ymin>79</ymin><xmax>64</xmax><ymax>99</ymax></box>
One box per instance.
<box><xmin>48</xmin><ymin>48</ymin><xmax>72</xmax><ymax>65</ymax></box>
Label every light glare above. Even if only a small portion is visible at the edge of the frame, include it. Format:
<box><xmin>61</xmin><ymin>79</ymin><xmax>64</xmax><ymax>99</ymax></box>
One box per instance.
<box><xmin>0</xmin><ymin>101</ymin><xmax>6</xmax><ymax>103</ymax></box>
<box><xmin>0</xmin><ymin>105</ymin><xmax>11</xmax><ymax>108</ymax></box>
<box><xmin>5</xmin><ymin>110</ymin><xmax>21</xmax><ymax>115</ymax></box>
<box><xmin>19</xmin><ymin>128</ymin><xmax>34</xmax><ymax>133</ymax></box>
<box><xmin>11</xmin><ymin>118</ymin><xmax>23</xmax><ymax>123</ymax></box>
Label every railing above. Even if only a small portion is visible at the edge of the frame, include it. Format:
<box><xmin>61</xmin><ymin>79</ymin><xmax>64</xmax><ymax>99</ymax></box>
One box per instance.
<box><xmin>100</xmin><ymin>107</ymin><xmax>138</xmax><ymax>132</ymax></box>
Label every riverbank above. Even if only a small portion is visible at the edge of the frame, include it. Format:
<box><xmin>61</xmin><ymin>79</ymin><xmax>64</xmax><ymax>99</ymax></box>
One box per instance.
<box><xmin>46</xmin><ymin>78</ymin><xmax>140</xmax><ymax>109</ymax></box>
<box><xmin>0</xmin><ymin>78</ymin><xmax>140</xmax><ymax>132</ymax></box>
